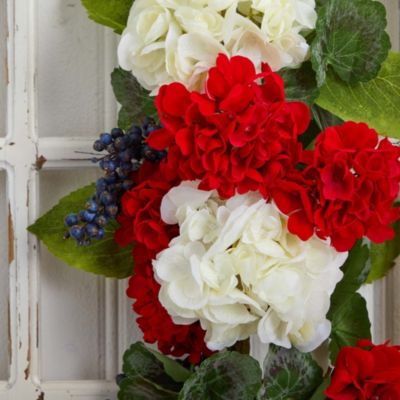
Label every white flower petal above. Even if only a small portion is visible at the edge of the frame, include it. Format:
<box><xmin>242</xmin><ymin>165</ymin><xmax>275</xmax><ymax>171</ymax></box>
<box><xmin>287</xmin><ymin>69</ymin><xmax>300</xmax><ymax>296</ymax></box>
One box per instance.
<box><xmin>154</xmin><ymin>183</ymin><xmax>346</xmax><ymax>352</ymax></box>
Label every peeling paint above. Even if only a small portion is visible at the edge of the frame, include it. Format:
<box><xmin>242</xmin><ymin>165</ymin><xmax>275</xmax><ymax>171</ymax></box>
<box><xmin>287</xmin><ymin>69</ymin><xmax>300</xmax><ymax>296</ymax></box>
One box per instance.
<box><xmin>35</xmin><ymin>155</ymin><xmax>47</xmax><ymax>170</ymax></box>
<box><xmin>25</xmin><ymin>304</ymin><xmax>32</xmax><ymax>380</ymax></box>
<box><xmin>37</xmin><ymin>392</ymin><xmax>44</xmax><ymax>400</ymax></box>
<box><xmin>8</xmin><ymin>204</ymin><xmax>14</xmax><ymax>264</ymax></box>
<box><xmin>24</xmin><ymin>364</ymin><xmax>29</xmax><ymax>380</ymax></box>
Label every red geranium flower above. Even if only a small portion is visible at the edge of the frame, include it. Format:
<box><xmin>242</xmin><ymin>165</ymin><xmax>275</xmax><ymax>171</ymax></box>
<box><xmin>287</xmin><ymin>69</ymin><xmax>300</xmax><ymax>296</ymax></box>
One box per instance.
<box><xmin>272</xmin><ymin>122</ymin><xmax>400</xmax><ymax>251</ymax></box>
<box><xmin>127</xmin><ymin>244</ymin><xmax>213</xmax><ymax>364</ymax></box>
<box><xmin>326</xmin><ymin>340</ymin><xmax>400</xmax><ymax>400</ymax></box>
<box><xmin>115</xmin><ymin>160</ymin><xmax>179</xmax><ymax>252</ymax></box>
<box><xmin>148</xmin><ymin>53</ymin><xmax>310</xmax><ymax>199</ymax></box>
<box><xmin>115</xmin><ymin>161</ymin><xmax>211</xmax><ymax>363</ymax></box>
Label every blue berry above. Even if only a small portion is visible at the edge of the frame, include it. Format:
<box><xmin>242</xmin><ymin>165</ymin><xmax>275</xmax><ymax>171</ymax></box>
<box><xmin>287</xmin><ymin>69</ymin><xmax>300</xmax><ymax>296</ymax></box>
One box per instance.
<box><xmin>100</xmin><ymin>191</ymin><xmax>114</xmax><ymax>205</ymax></box>
<box><xmin>85</xmin><ymin>200</ymin><xmax>98</xmax><ymax>213</ymax></box>
<box><xmin>78</xmin><ymin>210</ymin><xmax>87</xmax><ymax>221</ymax></box>
<box><xmin>96</xmin><ymin>228</ymin><xmax>105</xmax><ymax>240</ymax></box>
<box><xmin>93</xmin><ymin>140</ymin><xmax>105</xmax><ymax>152</ymax></box>
<box><xmin>104</xmin><ymin>173</ymin><xmax>117</xmax><ymax>184</ymax></box>
<box><xmin>96</xmin><ymin>178</ymin><xmax>107</xmax><ymax>193</ymax></box>
<box><xmin>70</xmin><ymin>225</ymin><xmax>84</xmax><ymax>240</ymax></box>
<box><xmin>65</xmin><ymin>213</ymin><xmax>78</xmax><ymax>227</ymax></box>
<box><xmin>111</xmin><ymin>128</ymin><xmax>124</xmax><ymax>138</ymax></box>
<box><xmin>82</xmin><ymin>211</ymin><xmax>96</xmax><ymax>222</ymax></box>
<box><xmin>100</xmin><ymin>133</ymin><xmax>113</xmax><ymax>145</ymax></box>
<box><xmin>106</xmin><ymin>160</ymin><xmax>117</xmax><ymax>172</ymax></box>
<box><xmin>142</xmin><ymin>145</ymin><xmax>158</xmax><ymax>162</ymax></box>
<box><xmin>95</xmin><ymin>215</ymin><xmax>108</xmax><ymax>226</ymax></box>
<box><xmin>64</xmin><ymin>118</ymin><xmax>168</xmax><ymax>246</ymax></box>
<box><xmin>114</xmin><ymin>136</ymin><xmax>128</xmax><ymax>151</ymax></box>
<box><xmin>126</xmin><ymin>127</ymin><xmax>142</xmax><ymax>145</ymax></box>
<box><xmin>118</xmin><ymin>149</ymin><xmax>134</xmax><ymax>162</ymax></box>
<box><xmin>105</xmin><ymin>205</ymin><xmax>118</xmax><ymax>217</ymax></box>
<box><xmin>86</xmin><ymin>223</ymin><xmax>99</xmax><ymax>238</ymax></box>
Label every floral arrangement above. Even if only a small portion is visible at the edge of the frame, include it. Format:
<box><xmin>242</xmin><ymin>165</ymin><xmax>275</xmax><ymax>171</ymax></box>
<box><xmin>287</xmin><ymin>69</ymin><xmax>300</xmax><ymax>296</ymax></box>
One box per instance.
<box><xmin>28</xmin><ymin>0</ymin><xmax>400</xmax><ymax>399</ymax></box>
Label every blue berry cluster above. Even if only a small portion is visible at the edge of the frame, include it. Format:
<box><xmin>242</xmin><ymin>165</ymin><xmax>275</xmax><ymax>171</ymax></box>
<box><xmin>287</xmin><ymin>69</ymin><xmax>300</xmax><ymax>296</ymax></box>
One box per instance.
<box><xmin>64</xmin><ymin>118</ymin><xmax>166</xmax><ymax>246</ymax></box>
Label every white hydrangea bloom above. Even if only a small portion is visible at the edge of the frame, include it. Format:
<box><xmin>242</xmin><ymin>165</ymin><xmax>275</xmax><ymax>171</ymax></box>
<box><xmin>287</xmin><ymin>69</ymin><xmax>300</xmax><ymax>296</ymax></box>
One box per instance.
<box><xmin>154</xmin><ymin>182</ymin><xmax>347</xmax><ymax>352</ymax></box>
<box><xmin>118</xmin><ymin>0</ymin><xmax>317</xmax><ymax>93</ymax></box>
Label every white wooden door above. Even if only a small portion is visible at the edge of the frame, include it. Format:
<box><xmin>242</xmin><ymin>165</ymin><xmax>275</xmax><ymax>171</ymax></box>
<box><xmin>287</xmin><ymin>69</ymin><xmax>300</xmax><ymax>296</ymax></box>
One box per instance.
<box><xmin>0</xmin><ymin>0</ymin><xmax>399</xmax><ymax>399</ymax></box>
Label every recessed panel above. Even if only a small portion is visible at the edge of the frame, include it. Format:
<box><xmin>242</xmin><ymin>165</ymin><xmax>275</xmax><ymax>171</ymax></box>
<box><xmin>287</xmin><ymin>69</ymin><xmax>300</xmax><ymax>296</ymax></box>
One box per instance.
<box><xmin>36</xmin><ymin>0</ymin><xmax>111</xmax><ymax>137</ymax></box>
<box><xmin>39</xmin><ymin>168</ymin><xmax>110</xmax><ymax>381</ymax></box>
<box><xmin>0</xmin><ymin>171</ymin><xmax>9</xmax><ymax>380</ymax></box>
<box><xmin>0</xmin><ymin>0</ymin><xmax>8</xmax><ymax>137</ymax></box>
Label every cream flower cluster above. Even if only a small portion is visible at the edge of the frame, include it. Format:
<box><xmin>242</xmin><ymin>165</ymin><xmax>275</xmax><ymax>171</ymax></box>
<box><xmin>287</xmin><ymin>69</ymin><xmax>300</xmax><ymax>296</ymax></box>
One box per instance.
<box><xmin>118</xmin><ymin>0</ymin><xmax>317</xmax><ymax>93</ymax></box>
<box><xmin>153</xmin><ymin>182</ymin><xmax>347</xmax><ymax>353</ymax></box>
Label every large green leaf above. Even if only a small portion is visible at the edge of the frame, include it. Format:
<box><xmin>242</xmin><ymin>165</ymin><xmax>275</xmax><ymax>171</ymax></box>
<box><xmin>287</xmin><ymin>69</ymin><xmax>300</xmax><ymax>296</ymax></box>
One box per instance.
<box><xmin>111</xmin><ymin>68</ymin><xmax>158</xmax><ymax>130</ymax></box>
<box><xmin>316</xmin><ymin>51</ymin><xmax>400</xmax><ymax>138</ymax></box>
<box><xmin>328</xmin><ymin>293</ymin><xmax>371</xmax><ymax>364</ymax></box>
<box><xmin>118</xmin><ymin>342</ymin><xmax>192</xmax><ymax>400</ymax></box>
<box><xmin>259</xmin><ymin>345</ymin><xmax>323</xmax><ymax>400</ymax></box>
<box><xmin>279</xmin><ymin>62</ymin><xmax>320</xmax><ymax>106</ymax></box>
<box><xmin>81</xmin><ymin>0</ymin><xmax>133</xmax><ymax>34</ymax></box>
<box><xmin>367</xmin><ymin>221</ymin><xmax>400</xmax><ymax>283</ymax></box>
<box><xmin>122</xmin><ymin>343</ymin><xmax>190</xmax><ymax>391</ymax></box>
<box><xmin>179</xmin><ymin>352</ymin><xmax>262</xmax><ymax>400</ymax></box>
<box><xmin>147</xmin><ymin>348</ymin><xmax>192</xmax><ymax>384</ymax></box>
<box><xmin>28</xmin><ymin>184</ymin><xmax>133</xmax><ymax>279</ymax></box>
<box><xmin>327</xmin><ymin>242</ymin><xmax>371</xmax><ymax>363</ymax></box>
<box><xmin>311</xmin><ymin>0</ymin><xmax>390</xmax><ymax>86</ymax></box>
<box><xmin>119</xmin><ymin>377</ymin><xmax>179</xmax><ymax>400</ymax></box>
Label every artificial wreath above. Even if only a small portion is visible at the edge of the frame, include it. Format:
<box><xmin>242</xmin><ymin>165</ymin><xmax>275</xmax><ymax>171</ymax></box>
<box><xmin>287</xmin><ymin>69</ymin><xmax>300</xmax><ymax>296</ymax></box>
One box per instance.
<box><xmin>29</xmin><ymin>0</ymin><xmax>400</xmax><ymax>399</ymax></box>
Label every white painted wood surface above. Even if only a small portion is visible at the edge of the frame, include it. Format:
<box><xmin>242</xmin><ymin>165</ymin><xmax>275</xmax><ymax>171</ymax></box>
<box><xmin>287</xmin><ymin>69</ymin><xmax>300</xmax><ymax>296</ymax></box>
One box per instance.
<box><xmin>0</xmin><ymin>0</ymin><xmax>398</xmax><ymax>398</ymax></box>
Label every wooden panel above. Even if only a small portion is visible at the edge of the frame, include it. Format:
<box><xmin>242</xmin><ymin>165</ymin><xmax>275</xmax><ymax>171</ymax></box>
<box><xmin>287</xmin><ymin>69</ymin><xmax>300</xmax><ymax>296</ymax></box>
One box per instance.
<box><xmin>36</xmin><ymin>0</ymin><xmax>116</xmax><ymax>138</ymax></box>
<box><xmin>0</xmin><ymin>0</ymin><xmax>7</xmax><ymax>138</ymax></box>
<box><xmin>0</xmin><ymin>171</ymin><xmax>9</xmax><ymax>380</ymax></box>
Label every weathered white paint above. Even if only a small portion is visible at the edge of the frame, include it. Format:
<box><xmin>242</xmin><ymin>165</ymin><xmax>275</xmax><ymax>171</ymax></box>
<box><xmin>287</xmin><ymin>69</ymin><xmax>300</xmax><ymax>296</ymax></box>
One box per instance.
<box><xmin>0</xmin><ymin>0</ymin><xmax>135</xmax><ymax>398</ymax></box>
<box><xmin>0</xmin><ymin>0</ymin><xmax>7</xmax><ymax>138</ymax></box>
<box><xmin>0</xmin><ymin>0</ymin><xmax>398</xmax><ymax>398</ymax></box>
<box><xmin>0</xmin><ymin>172</ymin><xmax>9</xmax><ymax>381</ymax></box>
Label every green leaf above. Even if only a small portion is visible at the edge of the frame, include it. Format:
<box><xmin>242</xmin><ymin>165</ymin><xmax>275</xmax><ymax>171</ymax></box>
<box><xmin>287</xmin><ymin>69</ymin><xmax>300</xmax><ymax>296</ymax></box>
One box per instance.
<box><xmin>367</xmin><ymin>221</ymin><xmax>400</xmax><ymax>283</ymax></box>
<box><xmin>309</xmin><ymin>377</ymin><xmax>330</xmax><ymax>400</ymax></box>
<box><xmin>279</xmin><ymin>62</ymin><xmax>320</xmax><ymax>106</ymax></box>
<box><xmin>122</xmin><ymin>343</ymin><xmax>190</xmax><ymax>391</ymax></box>
<box><xmin>311</xmin><ymin>105</ymin><xmax>343</xmax><ymax>131</ymax></box>
<box><xmin>81</xmin><ymin>0</ymin><xmax>133</xmax><ymax>34</ymax></box>
<box><xmin>328</xmin><ymin>293</ymin><xmax>371</xmax><ymax>364</ymax></box>
<box><xmin>119</xmin><ymin>377</ymin><xmax>179</xmax><ymax>400</ymax></box>
<box><xmin>316</xmin><ymin>52</ymin><xmax>400</xmax><ymax>138</ymax></box>
<box><xmin>327</xmin><ymin>242</ymin><xmax>371</xmax><ymax>362</ymax></box>
<box><xmin>311</xmin><ymin>0</ymin><xmax>390</xmax><ymax>86</ymax></box>
<box><xmin>28</xmin><ymin>184</ymin><xmax>132</xmax><ymax>279</ymax></box>
<box><xmin>111</xmin><ymin>68</ymin><xmax>158</xmax><ymax>130</ymax></box>
<box><xmin>147</xmin><ymin>347</ymin><xmax>192</xmax><ymax>383</ymax></box>
<box><xmin>334</xmin><ymin>241</ymin><xmax>370</xmax><ymax>294</ymax></box>
<box><xmin>259</xmin><ymin>345</ymin><xmax>323</xmax><ymax>400</ymax></box>
<box><xmin>179</xmin><ymin>352</ymin><xmax>262</xmax><ymax>400</ymax></box>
